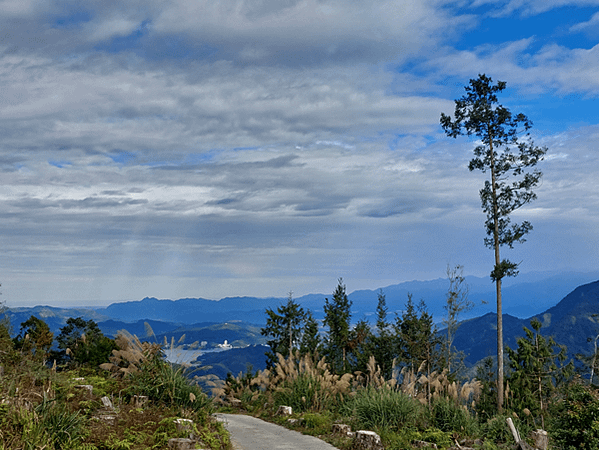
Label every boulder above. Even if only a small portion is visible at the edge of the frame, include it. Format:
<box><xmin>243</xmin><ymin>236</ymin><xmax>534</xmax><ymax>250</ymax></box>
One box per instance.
<box><xmin>353</xmin><ymin>430</ymin><xmax>384</xmax><ymax>450</ymax></box>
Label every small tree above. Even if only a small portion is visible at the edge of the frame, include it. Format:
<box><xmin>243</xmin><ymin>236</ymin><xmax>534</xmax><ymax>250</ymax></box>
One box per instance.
<box><xmin>371</xmin><ymin>289</ymin><xmax>395</xmax><ymax>380</ymax></box>
<box><xmin>261</xmin><ymin>292</ymin><xmax>306</xmax><ymax>368</ymax></box>
<box><xmin>442</xmin><ymin>265</ymin><xmax>473</xmax><ymax>375</ymax></box>
<box><xmin>323</xmin><ymin>278</ymin><xmax>352</xmax><ymax>374</ymax></box>
<box><xmin>14</xmin><ymin>315</ymin><xmax>54</xmax><ymax>364</ymax></box>
<box><xmin>299</xmin><ymin>310</ymin><xmax>322</xmax><ymax>356</ymax></box>
<box><xmin>394</xmin><ymin>294</ymin><xmax>438</xmax><ymax>374</ymax></box>
<box><xmin>347</xmin><ymin>319</ymin><xmax>373</xmax><ymax>374</ymax></box>
<box><xmin>441</xmin><ymin>74</ymin><xmax>547</xmax><ymax>410</ymax></box>
<box><xmin>506</xmin><ymin>318</ymin><xmax>573</xmax><ymax>428</ymax></box>
<box><xmin>55</xmin><ymin>317</ymin><xmax>116</xmax><ymax>368</ymax></box>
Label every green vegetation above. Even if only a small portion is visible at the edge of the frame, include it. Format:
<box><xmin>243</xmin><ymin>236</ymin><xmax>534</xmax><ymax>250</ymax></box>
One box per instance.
<box><xmin>0</xmin><ymin>313</ymin><xmax>228</xmax><ymax>450</ymax></box>
<box><xmin>213</xmin><ymin>270</ymin><xmax>599</xmax><ymax>450</ymax></box>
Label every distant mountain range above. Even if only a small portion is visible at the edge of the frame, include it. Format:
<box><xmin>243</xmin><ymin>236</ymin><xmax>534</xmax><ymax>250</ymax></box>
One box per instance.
<box><xmin>4</xmin><ymin>271</ymin><xmax>599</xmax><ymax>381</ymax></box>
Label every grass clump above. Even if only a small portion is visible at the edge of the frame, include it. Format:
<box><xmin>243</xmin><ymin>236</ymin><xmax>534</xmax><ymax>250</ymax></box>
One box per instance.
<box><xmin>428</xmin><ymin>396</ymin><xmax>479</xmax><ymax>436</ymax></box>
<box><xmin>343</xmin><ymin>386</ymin><xmax>424</xmax><ymax>432</ymax></box>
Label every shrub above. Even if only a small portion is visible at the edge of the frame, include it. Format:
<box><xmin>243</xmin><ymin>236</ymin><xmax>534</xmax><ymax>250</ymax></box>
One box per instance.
<box><xmin>302</xmin><ymin>412</ymin><xmax>332</xmax><ymax>434</ymax></box>
<box><xmin>549</xmin><ymin>381</ymin><xmax>599</xmax><ymax>450</ymax></box>
<box><xmin>428</xmin><ymin>396</ymin><xmax>479</xmax><ymax>436</ymax></box>
<box><xmin>36</xmin><ymin>397</ymin><xmax>86</xmax><ymax>449</ymax></box>
<box><xmin>481</xmin><ymin>413</ymin><xmax>530</xmax><ymax>446</ymax></box>
<box><xmin>273</xmin><ymin>373</ymin><xmax>329</xmax><ymax>412</ymax></box>
<box><xmin>126</xmin><ymin>352</ymin><xmax>212</xmax><ymax>413</ymax></box>
<box><xmin>343</xmin><ymin>386</ymin><xmax>424</xmax><ymax>431</ymax></box>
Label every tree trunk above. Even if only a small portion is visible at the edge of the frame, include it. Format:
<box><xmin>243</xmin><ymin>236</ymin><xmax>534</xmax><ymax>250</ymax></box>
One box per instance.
<box><xmin>490</xmin><ymin>137</ymin><xmax>504</xmax><ymax>412</ymax></box>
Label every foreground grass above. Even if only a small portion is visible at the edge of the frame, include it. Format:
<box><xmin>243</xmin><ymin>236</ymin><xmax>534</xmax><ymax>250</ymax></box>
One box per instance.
<box><xmin>0</xmin><ymin>333</ymin><xmax>230</xmax><ymax>450</ymax></box>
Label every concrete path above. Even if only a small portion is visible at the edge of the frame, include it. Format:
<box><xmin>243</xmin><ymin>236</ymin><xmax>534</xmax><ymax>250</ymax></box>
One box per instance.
<box><xmin>214</xmin><ymin>413</ymin><xmax>339</xmax><ymax>450</ymax></box>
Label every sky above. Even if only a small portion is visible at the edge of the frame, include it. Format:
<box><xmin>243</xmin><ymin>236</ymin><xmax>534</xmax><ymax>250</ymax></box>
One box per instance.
<box><xmin>1</xmin><ymin>0</ymin><xmax>598</xmax><ymax>307</ymax></box>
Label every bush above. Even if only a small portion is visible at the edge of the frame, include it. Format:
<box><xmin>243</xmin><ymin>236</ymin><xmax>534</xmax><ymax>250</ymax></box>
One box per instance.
<box><xmin>274</xmin><ymin>373</ymin><xmax>329</xmax><ymax>412</ymax></box>
<box><xmin>549</xmin><ymin>382</ymin><xmax>599</xmax><ymax>450</ymax></box>
<box><xmin>302</xmin><ymin>412</ymin><xmax>332</xmax><ymax>434</ymax></box>
<box><xmin>343</xmin><ymin>386</ymin><xmax>424</xmax><ymax>431</ymax></box>
<box><xmin>428</xmin><ymin>396</ymin><xmax>479</xmax><ymax>436</ymax></box>
<box><xmin>127</xmin><ymin>356</ymin><xmax>212</xmax><ymax>413</ymax></box>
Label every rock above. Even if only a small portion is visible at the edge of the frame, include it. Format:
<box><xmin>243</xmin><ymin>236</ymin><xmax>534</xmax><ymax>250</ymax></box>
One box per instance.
<box><xmin>333</xmin><ymin>423</ymin><xmax>353</xmax><ymax>437</ymax></box>
<box><xmin>276</xmin><ymin>405</ymin><xmax>292</xmax><ymax>416</ymax></box>
<box><xmin>413</xmin><ymin>440</ymin><xmax>437</xmax><ymax>449</ymax></box>
<box><xmin>133</xmin><ymin>395</ymin><xmax>148</xmax><ymax>408</ymax></box>
<box><xmin>75</xmin><ymin>385</ymin><xmax>93</xmax><ymax>396</ymax></box>
<box><xmin>353</xmin><ymin>430</ymin><xmax>384</xmax><ymax>450</ymax></box>
<box><xmin>530</xmin><ymin>430</ymin><xmax>548</xmax><ymax>450</ymax></box>
<box><xmin>101</xmin><ymin>396</ymin><xmax>113</xmax><ymax>410</ymax></box>
<box><xmin>174</xmin><ymin>418</ymin><xmax>195</xmax><ymax>439</ymax></box>
<box><xmin>96</xmin><ymin>415</ymin><xmax>116</xmax><ymax>425</ymax></box>
<box><xmin>168</xmin><ymin>438</ymin><xmax>196</xmax><ymax>450</ymax></box>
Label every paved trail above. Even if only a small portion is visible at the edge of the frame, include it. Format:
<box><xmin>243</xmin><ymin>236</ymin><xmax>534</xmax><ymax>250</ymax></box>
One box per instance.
<box><xmin>215</xmin><ymin>413</ymin><xmax>339</xmax><ymax>450</ymax></box>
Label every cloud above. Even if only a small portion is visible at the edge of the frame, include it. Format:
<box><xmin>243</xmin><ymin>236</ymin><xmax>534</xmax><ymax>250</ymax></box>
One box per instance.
<box><xmin>472</xmin><ymin>0</ymin><xmax>599</xmax><ymax>17</ymax></box>
<box><xmin>423</xmin><ymin>38</ymin><xmax>599</xmax><ymax>95</ymax></box>
<box><xmin>570</xmin><ymin>11</ymin><xmax>599</xmax><ymax>36</ymax></box>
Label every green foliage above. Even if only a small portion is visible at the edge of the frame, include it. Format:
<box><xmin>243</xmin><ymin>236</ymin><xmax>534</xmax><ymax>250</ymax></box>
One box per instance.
<box><xmin>55</xmin><ymin>317</ymin><xmax>117</xmax><ymax>368</ymax></box>
<box><xmin>347</xmin><ymin>319</ymin><xmax>373</xmax><ymax>374</ymax></box>
<box><xmin>442</xmin><ymin>265</ymin><xmax>473</xmax><ymax>376</ymax></box>
<box><xmin>13</xmin><ymin>315</ymin><xmax>54</xmax><ymax>363</ymax></box>
<box><xmin>549</xmin><ymin>381</ymin><xmax>599</xmax><ymax>450</ymax></box>
<box><xmin>261</xmin><ymin>293</ymin><xmax>307</xmax><ymax>368</ymax></box>
<box><xmin>440</xmin><ymin>74</ymin><xmax>546</xmax><ymax>261</ymax></box>
<box><xmin>36</xmin><ymin>397</ymin><xmax>86</xmax><ymax>449</ymax></box>
<box><xmin>302</xmin><ymin>412</ymin><xmax>332</xmax><ymax>434</ymax></box>
<box><xmin>273</xmin><ymin>373</ymin><xmax>328</xmax><ymax>413</ymax></box>
<box><xmin>506</xmin><ymin>318</ymin><xmax>573</xmax><ymax>427</ymax></box>
<box><xmin>0</xmin><ymin>396</ymin><xmax>85</xmax><ymax>450</ymax></box>
<box><xmin>323</xmin><ymin>278</ymin><xmax>353</xmax><ymax>374</ymax></box>
<box><xmin>417</xmin><ymin>428</ymin><xmax>453</xmax><ymax>448</ymax></box>
<box><xmin>481</xmin><ymin>413</ymin><xmax>529</xmax><ymax>445</ymax></box>
<box><xmin>394</xmin><ymin>295</ymin><xmax>440</xmax><ymax>374</ymax></box>
<box><xmin>299</xmin><ymin>310</ymin><xmax>322</xmax><ymax>356</ymax></box>
<box><xmin>343</xmin><ymin>386</ymin><xmax>424</xmax><ymax>432</ymax></box>
<box><xmin>127</xmin><ymin>350</ymin><xmax>211</xmax><ymax>413</ymax></box>
<box><xmin>428</xmin><ymin>397</ymin><xmax>479</xmax><ymax>436</ymax></box>
<box><xmin>370</xmin><ymin>290</ymin><xmax>395</xmax><ymax>380</ymax></box>
<box><xmin>474</xmin><ymin>356</ymin><xmax>498</xmax><ymax>420</ymax></box>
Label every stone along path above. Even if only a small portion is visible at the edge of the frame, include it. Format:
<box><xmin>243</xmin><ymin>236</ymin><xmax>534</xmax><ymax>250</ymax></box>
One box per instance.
<box><xmin>215</xmin><ymin>413</ymin><xmax>339</xmax><ymax>450</ymax></box>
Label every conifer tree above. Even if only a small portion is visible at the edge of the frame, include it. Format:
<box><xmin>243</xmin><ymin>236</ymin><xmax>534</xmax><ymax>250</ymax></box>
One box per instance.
<box><xmin>506</xmin><ymin>318</ymin><xmax>573</xmax><ymax>428</ymax></box>
<box><xmin>348</xmin><ymin>319</ymin><xmax>373</xmax><ymax>374</ymax></box>
<box><xmin>441</xmin><ymin>74</ymin><xmax>547</xmax><ymax>410</ymax></box>
<box><xmin>323</xmin><ymin>278</ymin><xmax>352</xmax><ymax>374</ymax></box>
<box><xmin>261</xmin><ymin>292</ymin><xmax>306</xmax><ymax>368</ymax></box>
<box><xmin>394</xmin><ymin>294</ymin><xmax>438</xmax><ymax>374</ymax></box>
<box><xmin>299</xmin><ymin>310</ymin><xmax>321</xmax><ymax>356</ymax></box>
<box><xmin>371</xmin><ymin>289</ymin><xmax>395</xmax><ymax>379</ymax></box>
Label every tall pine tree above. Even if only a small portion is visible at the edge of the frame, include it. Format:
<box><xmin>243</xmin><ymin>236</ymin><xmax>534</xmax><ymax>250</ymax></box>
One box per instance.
<box><xmin>441</xmin><ymin>74</ymin><xmax>547</xmax><ymax>410</ymax></box>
